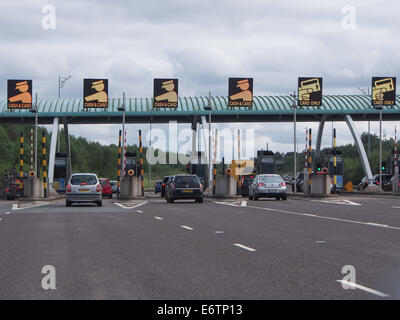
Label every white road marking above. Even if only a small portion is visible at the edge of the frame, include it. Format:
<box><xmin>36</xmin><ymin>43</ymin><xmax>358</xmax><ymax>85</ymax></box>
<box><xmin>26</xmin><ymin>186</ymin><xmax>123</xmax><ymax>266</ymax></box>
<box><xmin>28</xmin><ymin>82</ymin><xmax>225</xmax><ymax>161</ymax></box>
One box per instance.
<box><xmin>215</xmin><ymin>202</ymin><xmax>400</xmax><ymax>231</ymax></box>
<box><xmin>214</xmin><ymin>231</ymin><xmax>224</xmax><ymax>234</ymax></box>
<box><xmin>11</xmin><ymin>202</ymin><xmax>50</xmax><ymax>211</ymax></box>
<box><xmin>137</xmin><ymin>210</ymin><xmax>143</xmax><ymax>213</ymax></box>
<box><xmin>5</xmin><ymin>212</ymin><xmax>10</xmax><ymax>215</ymax></box>
<box><xmin>154</xmin><ymin>216</ymin><xmax>163</xmax><ymax>220</ymax></box>
<box><xmin>181</xmin><ymin>225</ymin><xmax>194</xmax><ymax>230</ymax></box>
<box><xmin>311</xmin><ymin>199</ymin><xmax>361</xmax><ymax>206</ymax></box>
<box><xmin>241</xmin><ymin>201</ymin><xmax>247</xmax><ymax>207</ymax></box>
<box><xmin>366</xmin><ymin>222</ymin><xmax>389</xmax><ymax>228</ymax></box>
<box><xmin>233</xmin><ymin>243</ymin><xmax>256</xmax><ymax>252</ymax></box>
<box><xmin>114</xmin><ymin>201</ymin><xmax>148</xmax><ymax>210</ymax></box>
<box><xmin>315</xmin><ymin>241</ymin><xmax>326</xmax><ymax>244</ymax></box>
<box><xmin>336</xmin><ymin>280</ymin><xmax>390</xmax><ymax>298</ymax></box>
<box><xmin>391</xmin><ymin>206</ymin><xmax>400</xmax><ymax>209</ymax></box>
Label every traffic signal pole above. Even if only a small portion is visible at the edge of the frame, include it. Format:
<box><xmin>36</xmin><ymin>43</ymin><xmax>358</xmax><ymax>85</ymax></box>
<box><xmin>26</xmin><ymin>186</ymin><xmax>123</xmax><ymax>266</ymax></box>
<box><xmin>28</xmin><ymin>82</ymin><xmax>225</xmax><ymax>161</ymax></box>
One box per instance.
<box><xmin>333</xmin><ymin>128</ymin><xmax>337</xmax><ymax>193</ymax></box>
<box><xmin>394</xmin><ymin>126</ymin><xmax>398</xmax><ymax>193</ymax></box>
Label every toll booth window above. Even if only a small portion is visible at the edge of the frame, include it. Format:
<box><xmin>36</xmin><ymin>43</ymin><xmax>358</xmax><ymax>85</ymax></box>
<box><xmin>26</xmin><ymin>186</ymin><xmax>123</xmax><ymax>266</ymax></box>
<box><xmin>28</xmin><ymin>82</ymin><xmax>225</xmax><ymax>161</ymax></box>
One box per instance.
<box><xmin>70</xmin><ymin>175</ymin><xmax>97</xmax><ymax>185</ymax></box>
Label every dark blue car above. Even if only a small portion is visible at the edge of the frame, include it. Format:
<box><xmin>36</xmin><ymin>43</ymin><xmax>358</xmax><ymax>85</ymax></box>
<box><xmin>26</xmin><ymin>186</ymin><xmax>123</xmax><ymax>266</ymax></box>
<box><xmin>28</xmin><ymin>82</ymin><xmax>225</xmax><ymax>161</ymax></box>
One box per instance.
<box><xmin>154</xmin><ymin>180</ymin><xmax>162</xmax><ymax>194</ymax></box>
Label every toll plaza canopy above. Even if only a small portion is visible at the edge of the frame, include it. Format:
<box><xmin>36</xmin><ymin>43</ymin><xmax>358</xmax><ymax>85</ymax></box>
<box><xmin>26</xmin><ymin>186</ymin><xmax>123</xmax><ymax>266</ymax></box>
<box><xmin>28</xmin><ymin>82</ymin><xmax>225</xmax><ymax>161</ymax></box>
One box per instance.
<box><xmin>1</xmin><ymin>95</ymin><xmax>400</xmax><ymax>124</ymax></box>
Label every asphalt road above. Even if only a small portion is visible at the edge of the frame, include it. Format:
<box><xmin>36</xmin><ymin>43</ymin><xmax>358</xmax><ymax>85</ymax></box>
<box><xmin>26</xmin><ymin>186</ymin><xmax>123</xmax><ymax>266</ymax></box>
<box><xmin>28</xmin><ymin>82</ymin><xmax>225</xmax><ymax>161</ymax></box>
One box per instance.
<box><xmin>0</xmin><ymin>195</ymin><xmax>399</xmax><ymax>300</ymax></box>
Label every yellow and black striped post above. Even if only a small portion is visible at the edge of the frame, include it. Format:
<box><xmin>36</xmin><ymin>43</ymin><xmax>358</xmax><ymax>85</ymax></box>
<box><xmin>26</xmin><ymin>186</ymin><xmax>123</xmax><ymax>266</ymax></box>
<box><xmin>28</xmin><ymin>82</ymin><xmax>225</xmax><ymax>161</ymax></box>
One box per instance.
<box><xmin>237</xmin><ymin>129</ymin><xmax>241</xmax><ymax>195</ymax></box>
<box><xmin>139</xmin><ymin>130</ymin><xmax>144</xmax><ymax>196</ymax></box>
<box><xmin>19</xmin><ymin>132</ymin><xmax>24</xmax><ymax>190</ymax></box>
<box><xmin>42</xmin><ymin>132</ymin><xmax>48</xmax><ymax>198</ymax></box>
<box><xmin>117</xmin><ymin>129</ymin><xmax>122</xmax><ymax>196</ymax></box>
<box><xmin>30</xmin><ymin>128</ymin><xmax>34</xmax><ymax>176</ymax></box>
<box><xmin>308</xmin><ymin>128</ymin><xmax>312</xmax><ymax>194</ymax></box>
<box><xmin>333</xmin><ymin>128</ymin><xmax>337</xmax><ymax>193</ymax></box>
<box><xmin>212</xmin><ymin>129</ymin><xmax>218</xmax><ymax>195</ymax></box>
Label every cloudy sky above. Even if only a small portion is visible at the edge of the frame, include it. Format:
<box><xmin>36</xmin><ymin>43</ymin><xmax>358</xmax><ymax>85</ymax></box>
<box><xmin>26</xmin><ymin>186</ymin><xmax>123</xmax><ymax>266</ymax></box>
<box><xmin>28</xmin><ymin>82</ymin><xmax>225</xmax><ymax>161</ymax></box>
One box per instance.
<box><xmin>0</xmin><ymin>0</ymin><xmax>399</xmax><ymax>160</ymax></box>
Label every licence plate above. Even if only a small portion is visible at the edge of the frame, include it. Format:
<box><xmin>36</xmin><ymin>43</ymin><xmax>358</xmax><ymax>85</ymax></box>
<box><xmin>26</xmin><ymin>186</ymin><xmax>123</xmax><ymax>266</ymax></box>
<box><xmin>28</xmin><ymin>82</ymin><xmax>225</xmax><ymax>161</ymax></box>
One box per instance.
<box><xmin>79</xmin><ymin>189</ymin><xmax>90</xmax><ymax>192</ymax></box>
<box><xmin>268</xmin><ymin>189</ymin><xmax>277</xmax><ymax>192</ymax></box>
<box><xmin>182</xmin><ymin>190</ymin><xmax>193</xmax><ymax>193</ymax></box>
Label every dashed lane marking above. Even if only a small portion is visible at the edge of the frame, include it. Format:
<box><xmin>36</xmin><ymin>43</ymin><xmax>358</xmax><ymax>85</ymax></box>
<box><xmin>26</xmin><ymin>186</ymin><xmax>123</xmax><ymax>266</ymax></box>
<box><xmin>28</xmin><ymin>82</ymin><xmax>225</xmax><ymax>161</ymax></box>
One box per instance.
<box><xmin>154</xmin><ymin>216</ymin><xmax>163</xmax><ymax>220</ymax></box>
<box><xmin>233</xmin><ymin>243</ymin><xmax>256</xmax><ymax>252</ymax></box>
<box><xmin>336</xmin><ymin>280</ymin><xmax>389</xmax><ymax>298</ymax></box>
<box><xmin>181</xmin><ymin>225</ymin><xmax>194</xmax><ymax>230</ymax></box>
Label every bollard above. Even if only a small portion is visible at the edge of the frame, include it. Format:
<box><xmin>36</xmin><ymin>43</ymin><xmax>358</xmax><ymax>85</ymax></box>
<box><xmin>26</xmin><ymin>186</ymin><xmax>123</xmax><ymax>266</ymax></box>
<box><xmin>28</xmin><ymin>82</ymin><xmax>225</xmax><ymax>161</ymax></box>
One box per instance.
<box><xmin>237</xmin><ymin>129</ymin><xmax>241</xmax><ymax>195</ymax></box>
<box><xmin>42</xmin><ymin>132</ymin><xmax>48</xmax><ymax>198</ymax></box>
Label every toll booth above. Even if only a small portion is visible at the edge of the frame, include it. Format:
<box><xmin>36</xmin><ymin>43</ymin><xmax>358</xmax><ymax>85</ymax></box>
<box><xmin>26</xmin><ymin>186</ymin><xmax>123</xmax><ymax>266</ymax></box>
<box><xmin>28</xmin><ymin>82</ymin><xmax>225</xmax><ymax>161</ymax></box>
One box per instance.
<box><xmin>125</xmin><ymin>152</ymin><xmax>140</xmax><ymax>177</ymax></box>
<box><xmin>387</xmin><ymin>153</ymin><xmax>400</xmax><ymax>175</ymax></box>
<box><xmin>328</xmin><ymin>151</ymin><xmax>344</xmax><ymax>190</ymax></box>
<box><xmin>54</xmin><ymin>153</ymin><xmax>67</xmax><ymax>193</ymax></box>
<box><xmin>187</xmin><ymin>162</ymin><xmax>208</xmax><ymax>190</ymax></box>
<box><xmin>256</xmin><ymin>150</ymin><xmax>275</xmax><ymax>174</ymax></box>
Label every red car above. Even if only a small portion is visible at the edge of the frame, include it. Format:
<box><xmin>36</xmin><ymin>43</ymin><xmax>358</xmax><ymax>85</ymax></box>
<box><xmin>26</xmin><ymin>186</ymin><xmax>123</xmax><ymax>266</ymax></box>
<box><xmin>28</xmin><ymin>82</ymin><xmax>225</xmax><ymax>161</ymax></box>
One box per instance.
<box><xmin>99</xmin><ymin>178</ymin><xmax>113</xmax><ymax>198</ymax></box>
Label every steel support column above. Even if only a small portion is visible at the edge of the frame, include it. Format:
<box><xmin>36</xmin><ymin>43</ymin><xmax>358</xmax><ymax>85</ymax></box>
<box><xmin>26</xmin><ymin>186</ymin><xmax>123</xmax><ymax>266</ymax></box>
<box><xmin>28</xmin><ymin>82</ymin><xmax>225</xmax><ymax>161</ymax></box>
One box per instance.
<box><xmin>345</xmin><ymin>115</ymin><xmax>373</xmax><ymax>183</ymax></box>
<box><xmin>48</xmin><ymin>117</ymin><xmax>59</xmax><ymax>190</ymax></box>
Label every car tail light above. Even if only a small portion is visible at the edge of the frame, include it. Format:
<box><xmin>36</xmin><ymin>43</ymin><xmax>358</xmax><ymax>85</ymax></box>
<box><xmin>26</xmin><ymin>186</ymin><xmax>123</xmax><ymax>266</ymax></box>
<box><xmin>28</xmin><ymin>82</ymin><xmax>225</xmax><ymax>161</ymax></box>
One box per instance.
<box><xmin>280</xmin><ymin>182</ymin><xmax>286</xmax><ymax>187</ymax></box>
<box><xmin>80</xmin><ymin>182</ymin><xmax>87</xmax><ymax>185</ymax></box>
<box><xmin>66</xmin><ymin>184</ymin><xmax>71</xmax><ymax>193</ymax></box>
<box><xmin>6</xmin><ymin>188</ymin><xmax>9</xmax><ymax>192</ymax></box>
<box><xmin>376</xmin><ymin>181</ymin><xmax>379</xmax><ymax>185</ymax></box>
<box><xmin>96</xmin><ymin>184</ymin><xmax>101</xmax><ymax>192</ymax></box>
<box><xmin>258</xmin><ymin>183</ymin><xmax>266</xmax><ymax>187</ymax></box>
<box><xmin>199</xmin><ymin>183</ymin><xmax>203</xmax><ymax>191</ymax></box>
<box><xmin>171</xmin><ymin>183</ymin><xmax>175</xmax><ymax>190</ymax></box>
<box><xmin>162</xmin><ymin>183</ymin><xmax>165</xmax><ymax>187</ymax></box>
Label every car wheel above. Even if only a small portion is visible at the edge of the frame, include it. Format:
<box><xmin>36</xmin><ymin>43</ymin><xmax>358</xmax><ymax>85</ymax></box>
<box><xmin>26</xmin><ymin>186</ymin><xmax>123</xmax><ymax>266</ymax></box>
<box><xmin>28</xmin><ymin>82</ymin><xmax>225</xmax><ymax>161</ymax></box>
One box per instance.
<box><xmin>254</xmin><ymin>194</ymin><xmax>259</xmax><ymax>201</ymax></box>
<box><xmin>282</xmin><ymin>195</ymin><xmax>287</xmax><ymax>200</ymax></box>
<box><xmin>97</xmin><ymin>201</ymin><xmax>102</xmax><ymax>207</ymax></box>
<box><xmin>196</xmin><ymin>197</ymin><xmax>203</xmax><ymax>203</ymax></box>
<box><xmin>170</xmin><ymin>197</ymin><xmax>174</xmax><ymax>203</ymax></box>
<box><xmin>276</xmin><ymin>196</ymin><xmax>280</xmax><ymax>200</ymax></box>
<box><xmin>66</xmin><ymin>200</ymin><xmax>71</xmax><ymax>207</ymax></box>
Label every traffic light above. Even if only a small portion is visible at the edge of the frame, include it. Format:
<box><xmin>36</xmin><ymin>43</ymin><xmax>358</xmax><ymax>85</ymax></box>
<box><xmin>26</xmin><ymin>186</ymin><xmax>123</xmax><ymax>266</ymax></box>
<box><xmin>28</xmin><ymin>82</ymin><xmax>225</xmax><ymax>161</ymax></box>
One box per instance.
<box><xmin>381</xmin><ymin>160</ymin><xmax>386</xmax><ymax>172</ymax></box>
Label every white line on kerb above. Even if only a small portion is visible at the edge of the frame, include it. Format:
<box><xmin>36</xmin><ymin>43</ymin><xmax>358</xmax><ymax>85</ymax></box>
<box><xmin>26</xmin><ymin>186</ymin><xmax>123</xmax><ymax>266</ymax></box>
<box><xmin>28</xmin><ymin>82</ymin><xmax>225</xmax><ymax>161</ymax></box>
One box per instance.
<box><xmin>366</xmin><ymin>222</ymin><xmax>389</xmax><ymax>228</ymax></box>
<box><xmin>181</xmin><ymin>225</ymin><xmax>194</xmax><ymax>230</ymax></box>
<box><xmin>5</xmin><ymin>212</ymin><xmax>10</xmax><ymax>215</ymax></box>
<box><xmin>233</xmin><ymin>243</ymin><xmax>256</xmax><ymax>252</ymax></box>
<box><xmin>154</xmin><ymin>216</ymin><xmax>163</xmax><ymax>220</ymax></box>
<box><xmin>336</xmin><ymin>280</ymin><xmax>390</xmax><ymax>298</ymax></box>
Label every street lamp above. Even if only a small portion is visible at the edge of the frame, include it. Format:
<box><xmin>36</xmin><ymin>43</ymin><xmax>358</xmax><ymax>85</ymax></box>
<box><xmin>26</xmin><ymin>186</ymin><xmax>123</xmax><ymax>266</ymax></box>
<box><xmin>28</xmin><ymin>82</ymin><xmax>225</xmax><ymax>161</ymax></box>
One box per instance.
<box><xmin>203</xmin><ymin>92</ymin><xmax>212</xmax><ymax>194</ymax></box>
<box><xmin>290</xmin><ymin>91</ymin><xmax>297</xmax><ymax>193</ymax></box>
<box><xmin>118</xmin><ymin>93</ymin><xmax>126</xmax><ymax>189</ymax></box>
<box><xmin>58</xmin><ymin>75</ymin><xmax>72</xmax><ymax>99</ymax></box>
<box><xmin>29</xmin><ymin>93</ymin><xmax>38</xmax><ymax>177</ymax></box>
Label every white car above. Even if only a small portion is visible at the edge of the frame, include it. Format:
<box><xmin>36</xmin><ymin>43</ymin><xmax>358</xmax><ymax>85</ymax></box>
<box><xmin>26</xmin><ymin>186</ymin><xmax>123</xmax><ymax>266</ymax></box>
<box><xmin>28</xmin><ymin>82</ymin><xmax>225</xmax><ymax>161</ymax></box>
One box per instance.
<box><xmin>66</xmin><ymin>173</ymin><xmax>102</xmax><ymax>207</ymax></box>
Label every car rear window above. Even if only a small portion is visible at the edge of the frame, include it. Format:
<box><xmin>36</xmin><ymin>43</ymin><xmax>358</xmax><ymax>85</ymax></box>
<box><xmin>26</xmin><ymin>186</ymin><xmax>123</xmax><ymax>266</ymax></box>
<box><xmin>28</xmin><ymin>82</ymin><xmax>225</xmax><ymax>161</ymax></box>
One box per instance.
<box><xmin>99</xmin><ymin>180</ymin><xmax>109</xmax><ymax>186</ymax></box>
<box><xmin>70</xmin><ymin>175</ymin><xmax>97</xmax><ymax>185</ymax></box>
<box><xmin>259</xmin><ymin>176</ymin><xmax>282</xmax><ymax>182</ymax></box>
<box><xmin>174</xmin><ymin>176</ymin><xmax>200</xmax><ymax>187</ymax></box>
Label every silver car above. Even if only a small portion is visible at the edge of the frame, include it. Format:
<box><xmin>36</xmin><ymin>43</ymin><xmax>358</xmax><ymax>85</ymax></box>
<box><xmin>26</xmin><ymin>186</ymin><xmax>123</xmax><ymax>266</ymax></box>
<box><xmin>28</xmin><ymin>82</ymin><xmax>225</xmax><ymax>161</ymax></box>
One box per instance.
<box><xmin>66</xmin><ymin>173</ymin><xmax>102</xmax><ymax>207</ymax></box>
<box><xmin>249</xmin><ymin>174</ymin><xmax>287</xmax><ymax>201</ymax></box>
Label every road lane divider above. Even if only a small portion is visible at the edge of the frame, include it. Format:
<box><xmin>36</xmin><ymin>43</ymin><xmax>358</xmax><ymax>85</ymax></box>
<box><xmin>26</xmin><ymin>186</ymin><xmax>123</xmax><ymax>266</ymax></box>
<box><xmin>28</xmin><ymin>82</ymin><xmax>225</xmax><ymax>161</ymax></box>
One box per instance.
<box><xmin>113</xmin><ymin>201</ymin><xmax>148</xmax><ymax>210</ymax></box>
<box><xmin>311</xmin><ymin>199</ymin><xmax>361</xmax><ymax>206</ymax></box>
<box><xmin>181</xmin><ymin>225</ymin><xmax>194</xmax><ymax>230</ymax></box>
<box><xmin>233</xmin><ymin>243</ymin><xmax>256</xmax><ymax>252</ymax></box>
<box><xmin>336</xmin><ymin>280</ymin><xmax>389</xmax><ymax>298</ymax></box>
<box><xmin>214</xmin><ymin>202</ymin><xmax>400</xmax><ymax>231</ymax></box>
<box><xmin>11</xmin><ymin>202</ymin><xmax>49</xmax><ymax>211</ymax></box>
<box><xmin>154</xmin><ymin>216</ymin><xmax>163</xmax><ymax>220</ymax></box>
